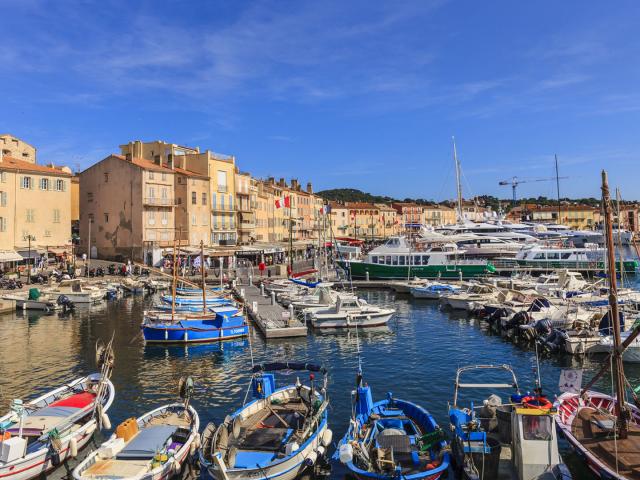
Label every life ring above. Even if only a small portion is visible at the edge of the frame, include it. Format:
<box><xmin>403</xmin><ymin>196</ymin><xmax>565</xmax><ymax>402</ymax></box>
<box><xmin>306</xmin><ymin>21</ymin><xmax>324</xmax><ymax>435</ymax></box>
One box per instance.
<box><xmin>522</xmin><ymin>395</ymin><xmax>552</xmax><ymax>410</ymax></box>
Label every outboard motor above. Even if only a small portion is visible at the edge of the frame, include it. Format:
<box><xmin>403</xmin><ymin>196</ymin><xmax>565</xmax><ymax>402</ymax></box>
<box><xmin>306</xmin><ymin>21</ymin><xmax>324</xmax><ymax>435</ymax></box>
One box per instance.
<box><xmin>57</xmin><ymin>295</ymin><xmax>75</xmax><ymax>313</ymax></box>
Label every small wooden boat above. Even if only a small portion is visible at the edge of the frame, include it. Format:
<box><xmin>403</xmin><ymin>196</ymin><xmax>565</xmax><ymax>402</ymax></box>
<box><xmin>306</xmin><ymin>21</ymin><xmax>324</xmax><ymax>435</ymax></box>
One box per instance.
<box><xmin>335</xmin><ymin>372</ymin><xmax>450</xmax><ymax>479</ymax></box>
<box><xmin>73</xmin><ymin>377</ymin><xmax>199</xmax><ymax>480</ymax></box>
<box><xmin>199</xmin><ymin>362</ymin><xmax>331</xmax><ymax>480</ymax></box>
<box><xmin>0</xmin><ymin>341</ymin><xmax>115</xmax><ymax>480</ymax></box>
<box><xmin>449</xmin><ymin>364</ymin><xmax>571</xmax><ymax>480</ymax></box>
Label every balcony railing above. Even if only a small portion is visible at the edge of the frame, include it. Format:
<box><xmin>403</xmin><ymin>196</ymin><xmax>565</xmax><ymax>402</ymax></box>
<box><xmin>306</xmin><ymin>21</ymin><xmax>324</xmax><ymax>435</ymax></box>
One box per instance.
<box><xmin>217</xmin><ymin>185</ymin><xmax>228</xmax><ymax>193</ymax></box>
<box><xmin>143</xmin><ymin>197</ymin><xmax>175</xmax><ymax>206</ymax></box>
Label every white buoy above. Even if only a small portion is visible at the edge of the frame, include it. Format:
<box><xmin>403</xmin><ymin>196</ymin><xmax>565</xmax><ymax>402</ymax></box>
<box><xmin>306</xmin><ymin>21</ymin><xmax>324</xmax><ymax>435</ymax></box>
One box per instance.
<box><xmin>304</xmin><ymin>451</ymin><xmax>318</xmax><ymax>466</ymax></box>
<box><xmin>69</xmin><ymin>437</ymin><xmax>78</xmax><ymax>458</ymax></box>
<box><xmin>316</xmin><ymin>445</ymin><xmax>326</xmax><ymax>456</ymax></box>
<box><xmin>101</xmin><ymin>413</ymin><xmax>111</xmax><ymax>430</ymax></box>
<box><xmin>339</xmin><ymin>443</ymin><xmax>353</xmax><ymax>464</ymax></box>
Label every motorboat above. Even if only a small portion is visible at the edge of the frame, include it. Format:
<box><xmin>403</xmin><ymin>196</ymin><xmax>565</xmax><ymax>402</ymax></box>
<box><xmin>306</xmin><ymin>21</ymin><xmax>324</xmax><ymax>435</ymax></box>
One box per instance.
<box><xmin>335</xmin><ymin>372</ymin><xmax>449</xmax><ymax>479</ymax></box>
<box><xmin>0</xmin><ymin>342</ymin><xmax>115</xmax><ymax>480</ymax></box>
<box><xmin>280</xmin><ymin>283</ymin><xmax>337</xmax><ymax>311</ymax></box>
<box><xmin>45</xmin><ymin>279</ymin><xmax>104</xmax><ymax>304</ymax></box>
<box><xmin>441</xmin><ymin>283</ymin><xmax>500</xmax><ymax>311</ymax></box>
<box><xmin>2</xmin><ymin>289</ymin><xmax>60</xmax><ymax>311</ymax></box>
<box><xmin>449</xmin><ymin>364</ymin><xmax>571</xmax><ymax>480</ymax></box>
<box><xmin>410</xmin><ymin>282</ymin><xmax>461</xmax><ymax>299</ymax></box>
<box><xmin>73</xmin><ymin>378</ymin><xmax>199</xmax><ymax>480</ymax></box>
<box><xmin>305</xmin><ymin>295</ymin><xmax>395</xmax><ymax>329</ymax></box>
<box><xmin>388</xmin><ymin>278</ymin><xmax>432</xmax><ymax>294</ymax></box>
<box><xmin>199</xmin><ymin>362</ymin><xmax>331</xmax><ymax>480</ymax></box>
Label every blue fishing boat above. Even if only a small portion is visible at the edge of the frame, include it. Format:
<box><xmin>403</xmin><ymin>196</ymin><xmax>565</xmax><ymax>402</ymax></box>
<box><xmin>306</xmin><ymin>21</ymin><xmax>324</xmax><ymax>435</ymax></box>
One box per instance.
<box><xmin>176</xmin><ymin>286</ymin><xmax>223</xmax><ymax>296</ymax></box>
<box><xmin>141</xmin><ymin>310</ymin><xmax>248</xmax><ymax>343</ymax></box>
<box><xmin>199</xmin><ymin>362</ymin><xmax>332</xmax><ymax>480</ymax></box>
<box><xmin>161</xmin><ymin>294</ymin><xmax>232</xmax><ymax>306</ymax></box>
<box><xmin>152</xmin><ymin>303</ymin><xmax>239</xmax><ymax>314</ymax></box>
<box><xmin>335</xmin><ymin>371</ymin><xmax>449</xmax><ymax>480</ymax></box>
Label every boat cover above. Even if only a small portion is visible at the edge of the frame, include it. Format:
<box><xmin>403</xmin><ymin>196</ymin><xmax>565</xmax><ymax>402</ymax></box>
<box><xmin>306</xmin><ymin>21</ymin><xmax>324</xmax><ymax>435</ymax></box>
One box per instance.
<box><xmin>252</xmin><ymin>362</ymin><xmax>326</xmax><ymax>374</ymax></box>
<box><xmin>289</xmin><ymin>278</ymin><xmax>320</xmax><ymax>288</ymax></box>
<box><xmin>117</xmin><ymin>425</ymin><xmax>177</xmax><ymax>459</ymax></box>
<box><xmin>51</xmin><ymin>392</ymin><xmax>95</xmax><ymax>408</ymax></box>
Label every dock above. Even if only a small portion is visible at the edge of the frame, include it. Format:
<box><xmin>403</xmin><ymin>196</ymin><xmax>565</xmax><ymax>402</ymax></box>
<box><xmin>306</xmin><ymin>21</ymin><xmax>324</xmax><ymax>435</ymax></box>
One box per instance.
<box><xmin>234</xmin><ymin>283</ymin><xmax>307</xmax><ymax>338</ymax></box>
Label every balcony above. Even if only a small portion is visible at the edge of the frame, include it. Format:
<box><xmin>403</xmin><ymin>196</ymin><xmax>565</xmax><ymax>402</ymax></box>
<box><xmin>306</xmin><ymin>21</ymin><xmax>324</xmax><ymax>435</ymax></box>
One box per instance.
<box><xmin>143</xmin><ymin>197</ymin><xmax>175</xmax><ymax>207</ymax></box>
<box><xmin>217</xmin><ymin>185</ymin><xmax>228</xmax><ymax>194</ymax></box>
<box><xmin>239</xmin><ymin>220</ymin><xmax>255</xmax><ymax>231</ymax></box>
<box><xmin>211</xmin><ymin>205</ymin><xmax>235</xmax><ymax>213</ymax></box>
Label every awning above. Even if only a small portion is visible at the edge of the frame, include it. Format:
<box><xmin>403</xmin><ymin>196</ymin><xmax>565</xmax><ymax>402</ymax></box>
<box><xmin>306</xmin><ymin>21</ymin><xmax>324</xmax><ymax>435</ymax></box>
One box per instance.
<box><xmin>18</xmin><ymin>249</ymin><xmax>47</xmax><ymax>259</ymax></box>
<box><xmin>0</xmin><ymin>251</ymin><xmax>23</xmax><ymax>262</ymax></box>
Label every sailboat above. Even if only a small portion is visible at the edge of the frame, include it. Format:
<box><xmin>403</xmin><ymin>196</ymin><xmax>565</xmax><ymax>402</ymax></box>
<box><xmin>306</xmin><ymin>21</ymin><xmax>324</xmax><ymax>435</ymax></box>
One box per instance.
<box><xmin>141</xmin><ymin>241</ymin><xmax>248</xmax><ymax>344</ymax></box>
<box><xmin>555</xmin><ymin>170</ymin><xmax>640</xmax><ymax>480</ymax></box>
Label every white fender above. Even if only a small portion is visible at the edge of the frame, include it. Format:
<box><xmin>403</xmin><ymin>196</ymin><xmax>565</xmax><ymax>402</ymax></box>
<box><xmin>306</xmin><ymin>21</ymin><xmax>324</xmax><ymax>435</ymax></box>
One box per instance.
<box><xmin>321</xmin><ymin>429</ymin><xmax>333</xmax><ymax>447</ymax></box>
<box><xmin>190</xmin><ymin>441</ymin><xmax>197</xmax><ymax>455</ymax></box>
<box><xmin>69</xmin><ymin>437</ymin><xmax>78</xmax><ymax>458</ymax></box>
<box><xmin>194</xmin><ymin>434</ymin><xmax>201</xmax><ymax>449</ymax></box>
<box><xmin>304</xmin><ymin>451</ymin><xmax>317</xmax><ymax>467</ymax></box>
<box><xmin>173</xmin><ymin>459</ymin><xmax>182</xmax><ymax>474</ymax></box>
<box><xmin>86</xmin><ymin>423</ymin><xmax>97</xmax><ymax>436</ymax></box>
<box><xmin>316</xmin><ymin>445</ymin><xmax>326</xmax><ymax>457</ymax></box>
<box><xmin>101</xmin><ymin>413</ymin><xmax>111</xmax><ymax>430</ymax></box>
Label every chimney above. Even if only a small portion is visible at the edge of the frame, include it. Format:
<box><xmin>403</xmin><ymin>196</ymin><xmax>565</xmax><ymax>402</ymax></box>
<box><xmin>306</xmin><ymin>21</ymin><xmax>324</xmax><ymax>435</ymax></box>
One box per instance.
<box><xmin>278</xmin><ymin>178</ymin><xmax>286</xmax><ymax>188</ymax></box>
<box><xmin>291</xmin><ymin>179</ymin><xmax>299</xmax><ymax>190</ymax></box>
<box><xmin>306</xmin><ymin>182</ymin><xmax>313</xmax><ymax>194</ymax></box>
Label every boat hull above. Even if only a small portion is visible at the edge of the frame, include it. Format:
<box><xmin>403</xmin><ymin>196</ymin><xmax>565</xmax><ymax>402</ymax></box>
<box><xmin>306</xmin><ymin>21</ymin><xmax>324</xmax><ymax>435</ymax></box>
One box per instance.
<box><xmin>142</xmin><ymin>324</ymin><xmax>248</xmax><ymax>343</ymax></box>
<box><xmin>338</xmin><ymin>261</ymin><xmax>492</xmax><ymax>280</ymax></box>
<box><xmin>310</xmin><ymin>312</ymin><xmax>393</xmax><ymax>328</ymax></box>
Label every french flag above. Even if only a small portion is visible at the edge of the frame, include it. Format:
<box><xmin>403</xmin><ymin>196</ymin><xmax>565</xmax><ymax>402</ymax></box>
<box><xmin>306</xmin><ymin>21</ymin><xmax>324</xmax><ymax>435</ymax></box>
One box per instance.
<box><xmin>275</xmin><ymin>196</ymin><xmax>290</xmax><ymax>209</ymax></box>
<box><xmin>319</xmin><ymin>204</ymin><xmax>331</xmax><ymax>215</ymax></box>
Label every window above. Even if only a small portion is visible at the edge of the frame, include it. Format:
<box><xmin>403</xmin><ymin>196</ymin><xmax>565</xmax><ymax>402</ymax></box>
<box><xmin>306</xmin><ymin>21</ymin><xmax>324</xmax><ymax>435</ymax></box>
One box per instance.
<box><xmin>149</xmin><ymin>171</ymin><xmax>154</xmax><ymax>180</ymax></box>
<box><xmin>44</xmin><ymin>230</ymin><xmax>51</xmax><ymax>238</ymax></box>
<box><xmin>522</xmin><ymin>415</ymin><xmax>552</xmax><ymax>441</ymax></box>
<box><xmin>55</xmin><ymin>179</ymin><xmax>65</xmax><ymax>191</ymax></box>
<box><xmin>26</xmin><ymin>209</ymin><xmax>35</xmax><ymax>223</ymax></box>
<box><xmin>0</xmin><ymin>192</ymin><xmax>6</xmax><ymax>207</ymax></box>
<box><xmin>547</xmin><ymin>252</ymin><xmax>560</xmax><ymax>260</ymax></box>
<box><xmin>385</xmin><ymin>255</ymin><xmax>392</xmax><ymax>265</ymax></box>
<box><xmin>161</xmin><ymin>210</ymin><xmax>168</xmax><ymax>225</ymax></box>
<box><xmin>192</xmin><ymin>214</ymin><xmax>197</xmax><ymax>225</ymax></box>
<box><xmin>217</xmin><ymin>171</ymin><xmax>227</xmax><ymax>192</ymax></box>
<box><xmin>104</xmin><ymin>173</ymin><xmax>109</xmax><ymax>183</ymax></box>
<box><xmin>40</xmin><ymin>178</ymin><xmax>50</xmax><ymax>190</ymax></box>
<box><xmin>561</xmin><ymin>253</ymin><xmax>572</xmax><ymax>260</ymax></box>
<box><xmin>192</xmin><ymin>192</ymin><xmax>196</xmax><ymax>204</ymax></box>
<box><xmin>0</xmin><ymin>172</ymin><xmax>5</xmax><ymax>183</ymax></box>
<box><xmin>229</xmin><ymin>194</ymin><xmax>233</xmax><ymax>211</ymax></box>
<box><xmin>414</xmin><ymin>255</ymin><xmax>422</xmax><ymax>266</ymax></box>
<box><xmin>161</xmin><ymin>188</ymin><xmax>168</xmax><ymax>199</ymax></box>
<box><xmin>212</xmin><ymin>215</ymin><xmax>218</xmax><ymax>229</ymax></box>
<box><xmin>161</xmin><ymin>172</ymin><xmax>166</xmax><ymax>181</ymax></box>
<box><xmin>87</xmin><ymin>192</ymin><xmax>93</xmax><ymax>203</ymax></box>
<box><xmin>371</xmin><ymin>255</ymin><xmax>378</xmax><ymax>264</ymax></box>
<box><xmin>53</xmin><ymin>209</ymin><xmax>61</xmax><ymax>223</ymax></box>
<box><xmin>177</xmin><ymin>197</ymin><xmax>182</xmax><ymax>205</ymax></box>
<box><xmin>212</xmin><ymin>194</ymin><xmax>217</xmax><ymax>210</ymax></box>
<box><xmin>0</xmin><ymin>217</ymin><xmax>6</xmax><ymax>232</ymax></box>
<box><xmin>422</xmin><ymin>255</ymin><xmax>430</xmax><ymax>265</ymax></box>
<box><xmin>103</xmin><ymin>213</ymin><xmax>108</xmax><ymax>223</ymax></box>
<box><xmin>202</xmin><ymin>192</ymin><xmax>207</xmax><ymax>205</ymax></box>
<box><xmin>221</xmin><ymin>215</ymin><xmax>226</xmax><ymax>229</ymax></box>
<box><xmin>149</xmin><ymin>187</ymin><xmax>155</xmax><ymax>198</ymax></box>
<box><xmin>533</xmin><ymin>253</ymin><xmax>545</xmax><ymax>260</ymax></box>
<box><xmin>177</xmin><ymin>177</ymin><xmax>182</xmax><ymax>184</ymax></box>
<box><xmin>148</xmin><ymin>211</ymin><xmax>155</xmax><ymax>225</ymax></box>
<box><xmin>399</xmin><ymin>256</ymin><xmax>405</xmax><ymax>266</ymax></box>
<box><xmin>22</xmin><ymin>176</ymin><xmax>32</xmax><ymax>189</ymax></box>
<box><xmin>201</xmin><ymin>213</ymin><xmax>207</xmax><ymax>225</ymax></box>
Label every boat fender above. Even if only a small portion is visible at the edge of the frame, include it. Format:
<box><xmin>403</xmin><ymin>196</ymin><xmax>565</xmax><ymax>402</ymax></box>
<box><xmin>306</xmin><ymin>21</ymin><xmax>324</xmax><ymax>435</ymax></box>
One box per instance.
<box><xmin>172</xmin><ymin>459</ymin><xmax>182</xmax><ymax>474</ymax></box>
<box><xmin>316</xmin><ymin>445</ymin><xmax>326</xmax><ymax>457</ymax></box>
<box><xmin>86</xmin><ymin>423</ymin><xmax>97</xmax><ymax>436</ymax></box>
<box><xmin>232</xmin><ymin>416</ymin><xmax>241</xmax><ymax>439</ymax></box>
<box><xmin>339</xmin><ymin>443</ymin><xmax>353</xmax><ymax>464</ymax></box>
<box><xmin>101</xmin><ymin>412</ymin><xmax>112</xmax><ymax>430</ymax></box>
<box><xmin>194</xmin><ymin>434</ymin><xmax>201</xmax><ymax>449</ymax></box>
<box><xmin>321</xmin><ymin>429</ymin><xmax>333</xmax><ymax>447</ymax></box>
<box><xmin>304</xmin><ymin>451</ymin><xmax>318</xmax><ymax>467</ymax></box>
<box><xmin>69</xmin><ymin>437</ymin><xmax>78</xmax><ymax>458</ymax></box>
<box><xmin>190</xmin><ymin>441</ymin><xmax>197</xmax><ymax>456</ymax></box>
<box><xmin>227</xmin><ymin>446</ymin><xmax>238</xmax><ymax>468</ymax></box>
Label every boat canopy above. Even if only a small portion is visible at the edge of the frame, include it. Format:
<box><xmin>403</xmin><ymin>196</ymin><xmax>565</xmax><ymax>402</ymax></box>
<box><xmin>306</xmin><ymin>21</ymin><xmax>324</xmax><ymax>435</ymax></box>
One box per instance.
<box><xmin>289</xmin><ymin>278</ymin><xmax>320</xmax><ymax>288</ymax></box>
<box><xmin>252</xmin><ymin>362</ymin><xmax>327</xmax><ymax>374</ymax></box>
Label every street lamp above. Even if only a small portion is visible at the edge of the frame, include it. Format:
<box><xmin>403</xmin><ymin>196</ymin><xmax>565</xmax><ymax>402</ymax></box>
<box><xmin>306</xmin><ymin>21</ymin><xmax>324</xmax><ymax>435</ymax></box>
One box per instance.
<box><xmin>23</xmin><ymin>234</ymin><xmax>36</xmax><ymax>285</ymax></box>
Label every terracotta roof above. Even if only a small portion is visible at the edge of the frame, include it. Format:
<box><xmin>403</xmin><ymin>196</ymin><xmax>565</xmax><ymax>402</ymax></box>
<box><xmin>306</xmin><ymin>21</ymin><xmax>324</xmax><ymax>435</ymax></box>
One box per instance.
<box><xmin>0</xmin><ymin>156</ymin><xmax>72</xmax><ymax>176</ymax></box>
<box><xmin>111</xmin><ymin>154</ymin><xmax>175</xmax><ymax>173</ymax></box>
<box><xmin>346</xmin><ymin>202</ymin><xmax>378</xmax><ymax>210</ymax></box>
<box><xmin>173</xmin><ymin>167</ymin><xmax>208</xmax><ymax>179</ymax></box>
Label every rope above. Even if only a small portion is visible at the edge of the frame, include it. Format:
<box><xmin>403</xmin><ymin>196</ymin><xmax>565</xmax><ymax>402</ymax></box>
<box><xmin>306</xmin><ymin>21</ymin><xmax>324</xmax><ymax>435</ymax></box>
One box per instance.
<box><xmin>611</xmin><ymin>354</ymin><xmax>620</xmax><ymax>477</ymax></box>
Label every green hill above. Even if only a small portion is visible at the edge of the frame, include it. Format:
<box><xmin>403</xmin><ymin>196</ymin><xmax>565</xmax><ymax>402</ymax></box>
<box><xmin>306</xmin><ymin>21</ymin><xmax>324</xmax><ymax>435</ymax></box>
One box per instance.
<box><xmin>316</xmin><ymin>188</ymin><xmax>394</xmax><ymax>204</ymax></box>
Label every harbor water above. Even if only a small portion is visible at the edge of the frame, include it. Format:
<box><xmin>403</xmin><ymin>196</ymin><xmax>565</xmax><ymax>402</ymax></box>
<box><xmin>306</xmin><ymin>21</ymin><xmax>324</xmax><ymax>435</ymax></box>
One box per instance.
<box><xmin>1</xmin><ymin>282</ymin><xmax>640</xmax><ymax>479</ymax></box>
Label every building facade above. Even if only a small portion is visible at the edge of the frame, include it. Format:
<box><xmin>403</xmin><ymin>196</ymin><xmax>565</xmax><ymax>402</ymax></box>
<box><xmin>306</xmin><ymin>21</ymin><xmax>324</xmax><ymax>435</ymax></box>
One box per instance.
<box><xmin>0</xmin><ymin>134</ymin><xmax>37</xmax><ymax>163</ymax></box>
<box><xmin>0</xmin><ymin>156</ymin><xmax>72</xmax><ymax>256</ymax></box>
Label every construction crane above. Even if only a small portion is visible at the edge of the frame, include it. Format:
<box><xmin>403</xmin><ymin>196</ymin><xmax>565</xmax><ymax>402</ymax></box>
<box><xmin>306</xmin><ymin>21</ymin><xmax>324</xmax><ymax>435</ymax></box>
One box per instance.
<box><xmin>499</xmin><ymin>175</ymin><xmax>569</xmax><ymax>205</ymax></box>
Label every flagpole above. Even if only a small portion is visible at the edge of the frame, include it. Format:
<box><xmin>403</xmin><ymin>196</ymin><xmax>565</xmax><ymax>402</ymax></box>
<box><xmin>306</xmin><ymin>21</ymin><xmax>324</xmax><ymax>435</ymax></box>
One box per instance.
<box><xmin>288</xmin><ymin>196</ymin><xmax>293</xmax><ymax>276</ymax></box>
<box><xmin>200</xmin><ymin>240</ymin><xmax>206</xmax><ymax>314</ymax></box>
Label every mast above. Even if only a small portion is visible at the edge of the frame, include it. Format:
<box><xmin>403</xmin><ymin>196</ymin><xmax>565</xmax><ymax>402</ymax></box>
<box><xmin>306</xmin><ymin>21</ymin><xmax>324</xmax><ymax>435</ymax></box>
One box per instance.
<box><xmin>288</xmin><ymin>198</ymin><xmax>293</xmax><ymax>276</ymax></box>
<box><xmin>602</xmin><ymin>170</ymin><xmax>628</xmax><ymax>438</ymax></box>
<box><xmin>453</xmin><ymin>137</ymin><xmax>463</xmax><ymax>223</ymax></box>
<box><xmin>200</xmin><ymin>240</ymin><xmax>206</xmax><ymax>314</ymax></box>
<box><xmin>555</xmin><ymin>155</ymin><xmax>561</xmax><ymax>224</ymax></box>
<box><xmin>171</xmin><ymin>233</ymin><xmax>178</xmax><ymax>323</ymax></box>
<box><xmin>615</xmin><ymin>188</ymin><xmax>625</xmax><ymax>288</ymax></box>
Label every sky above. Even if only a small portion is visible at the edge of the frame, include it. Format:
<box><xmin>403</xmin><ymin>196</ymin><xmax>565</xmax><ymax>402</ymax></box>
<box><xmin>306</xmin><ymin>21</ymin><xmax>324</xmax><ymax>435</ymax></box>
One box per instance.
<box><xmin>2</xmin><ymin>0</ymin><xmax>640</xmax><ymax>200</ymax></box>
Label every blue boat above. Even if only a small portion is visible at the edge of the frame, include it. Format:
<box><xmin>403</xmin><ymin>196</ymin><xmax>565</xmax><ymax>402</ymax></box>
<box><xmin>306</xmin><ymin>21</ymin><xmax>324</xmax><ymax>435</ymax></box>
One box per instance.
<box><xmin>161</xmin><ymin>294</ymin><xmax>232</xmax><ymax>306</ymax></box>
<box><xmin>199</xmin><ymin>362</ymin><xmax>332</xmax><ymax>480</ymax></box>
<box><xmin>335</xmin><ymin>372</ymin><xmax>449</xmax><ymax>480</ymax></box>
<box><xmin>152</xmin><ymin>303</ymin><xmax>239</xmax><ymax>315</ymax></box>
<box><xmin>141</xmin><ymin>310</ymin><xmax>248</xmax><ymax>343</ymax></box>
<box><xmin>176</xmin><ymin>286</ymin><xmax>223</xmax><ymax>296</ymax></box>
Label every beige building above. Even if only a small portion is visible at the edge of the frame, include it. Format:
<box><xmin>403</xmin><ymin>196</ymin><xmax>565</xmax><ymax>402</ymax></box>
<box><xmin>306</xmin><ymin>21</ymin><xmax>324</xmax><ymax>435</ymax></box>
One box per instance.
<box><xmin>507</xmin><ymin>203</ymin><xmax>600</xmax><ymax>230</ymax></box>
<box><xmin>422</xmin><ymin>204</ymin><xmax>456</xmax><ymax>226</ymax></box>
<box><xmin>79</xmin><ymin>154</ymin><xmax>177</xmax><ymax>263</ymax></box>
<box><xmin>0</xmin><ymin>134</ymin><xmax>37</xmax><ymax>163</ymax></box>
<box><xmin>70</xmin><ymin>175</ymin><xmax>80</xmax><ymax>222</ymax></box>
<box><xmin>174</xmin><ymin>167</ymin><xmax>210</xmax><ymax>247</ymax></box>
<box><xmin>0</xmin><ymin>155</ymin><xmax>72</xmax><ymax>256</ymax></box>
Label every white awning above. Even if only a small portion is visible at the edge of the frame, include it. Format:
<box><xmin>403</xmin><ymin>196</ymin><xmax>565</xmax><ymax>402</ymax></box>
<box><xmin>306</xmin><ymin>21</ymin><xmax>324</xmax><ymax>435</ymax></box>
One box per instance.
<box><xmin>0</xmin><ymin>251</ymin><xmax>23</xmax><ymax>262</ymax></box>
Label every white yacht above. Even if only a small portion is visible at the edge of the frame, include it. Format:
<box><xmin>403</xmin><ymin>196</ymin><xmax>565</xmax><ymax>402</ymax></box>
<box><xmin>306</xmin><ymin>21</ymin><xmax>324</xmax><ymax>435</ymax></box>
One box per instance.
<box><xmin>441</xmin><ymin>283</ymin><xmax>501</xmax><ymax>311</ymax></box>
<box><xmin>305</xmin><ymin>295</ymin><xmax>395</xmax><ymax>329</ymax></box>
<box><xmin>45</xmin><ymin>279</ymin><xmax>105</xmax><ymax>304</ymax></box>
<box><xmin>435</xmin><ymin>221</ymin><xmax>538</xmax><ymax>243</ymax></box>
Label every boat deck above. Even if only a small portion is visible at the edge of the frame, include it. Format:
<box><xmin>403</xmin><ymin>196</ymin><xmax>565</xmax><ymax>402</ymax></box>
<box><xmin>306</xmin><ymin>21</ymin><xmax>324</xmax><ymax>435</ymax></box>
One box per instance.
<box><xmin>572</xmin><ymin>407</ymin><xmax>640</xmax><ymax>479</ymax></box>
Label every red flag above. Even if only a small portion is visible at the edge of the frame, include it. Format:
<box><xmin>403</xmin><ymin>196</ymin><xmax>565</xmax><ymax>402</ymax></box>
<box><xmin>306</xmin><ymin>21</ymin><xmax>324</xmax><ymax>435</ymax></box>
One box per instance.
<box><xmin>275</xmin><ymin>198</ymin><xmax>282</xmax><ymax>209</ymax></box>
<box><xmin>284</xmin><ymin>195</ymin><xmax>291</xmax><ymax>208</ymax></box>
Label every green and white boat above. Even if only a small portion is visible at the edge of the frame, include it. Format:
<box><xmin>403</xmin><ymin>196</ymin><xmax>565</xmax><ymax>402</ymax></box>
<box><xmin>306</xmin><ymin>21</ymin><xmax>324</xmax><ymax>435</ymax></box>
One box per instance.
<box><xmin>338</xmin><ymin>236</ymin><xmax>495</xmax><ymax>280</ymax></box>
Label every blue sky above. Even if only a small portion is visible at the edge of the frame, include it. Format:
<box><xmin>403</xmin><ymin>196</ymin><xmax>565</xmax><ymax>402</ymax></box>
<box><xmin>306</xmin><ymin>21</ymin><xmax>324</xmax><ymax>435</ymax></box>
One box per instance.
<box><xmin>2</xmin><ymin>0</ymin><xmax>640</xmax><ymax>200</ymax></box>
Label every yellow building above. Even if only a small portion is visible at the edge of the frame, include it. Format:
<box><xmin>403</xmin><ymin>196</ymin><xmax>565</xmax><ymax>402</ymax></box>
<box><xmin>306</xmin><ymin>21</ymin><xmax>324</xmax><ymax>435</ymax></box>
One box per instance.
<box><xmin>174</xmin><ymin>167</ymin><xmax>210</xmax><ymax>247</ymax></box>
<box><xmin>422</xmin><ymin>204</ymin><xmax>456</xmax><ymax>226</ymax></box>
<box><xmin>0</xmin><ymin>155</ymin><xmax>72</xmax><ymax>257</ymax></box>
<box><xmin>507</xmin><ymin>204</ymin><xmax>601</xmax><ymax>230</ymax></box>
<box><xmin>70</xmin><ymin>175</ymin><xmax>80</xmax><ymax>222</ymax></box>
<box><xmin>236</xmin><ymin>172</ymin><xmax>255</xmax><ymax>245</ymax></box>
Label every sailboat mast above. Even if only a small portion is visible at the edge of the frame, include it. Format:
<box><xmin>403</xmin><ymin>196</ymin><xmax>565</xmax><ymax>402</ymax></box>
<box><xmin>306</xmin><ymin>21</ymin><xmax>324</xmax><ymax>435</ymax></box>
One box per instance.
<box><xmin>171</xmin><ymin>234</ymin><xmax>178</xmax><ymax>323</ymax></box>
<box><xmin>555</xmin><ymin>155</ymin><xmax>561</xmax><ymax>224</ymax></box>
<box><xmin>453</xmin><ymin>137</ymin><xmax>463</xmax><ymax>223</ymax></box>
<box><xmin>615</xmin><ymin>188</ymin><xmax>625</xmax><ymax>288</ymax></box>
<box><xmin>602</xmin><ymin>170</ymin><xmax>628</xmax><ymax>438</ymax></box>
<box><xmin>200</xmin><ymin>240</ymin><xmax>206</xmax><ymax>314</ymax></box>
